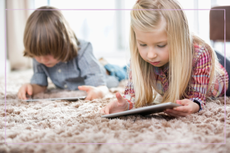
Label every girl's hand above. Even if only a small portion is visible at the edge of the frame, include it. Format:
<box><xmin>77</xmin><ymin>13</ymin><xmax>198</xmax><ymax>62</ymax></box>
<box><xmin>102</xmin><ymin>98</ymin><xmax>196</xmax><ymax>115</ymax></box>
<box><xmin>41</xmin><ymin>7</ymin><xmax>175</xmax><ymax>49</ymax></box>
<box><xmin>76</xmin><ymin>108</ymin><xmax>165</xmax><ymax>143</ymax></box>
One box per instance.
<box><xmin>18</xmin><ymin>83</ymin><xmax>33</xmax><ymax>100</ymax></box>
<box><xmin>164</xmin><ymin>99</ymin><xmax>200</xmax><ymax>117</ymax></box>
<box><xmin>100</xmin><ymin>92</ymin><xmax>128</xmax><ymax>114</ymax></box>
<box><xmin>78</xmin><ymin>85</ymin><xmax>108</xmax><ymax>100</ymax></box>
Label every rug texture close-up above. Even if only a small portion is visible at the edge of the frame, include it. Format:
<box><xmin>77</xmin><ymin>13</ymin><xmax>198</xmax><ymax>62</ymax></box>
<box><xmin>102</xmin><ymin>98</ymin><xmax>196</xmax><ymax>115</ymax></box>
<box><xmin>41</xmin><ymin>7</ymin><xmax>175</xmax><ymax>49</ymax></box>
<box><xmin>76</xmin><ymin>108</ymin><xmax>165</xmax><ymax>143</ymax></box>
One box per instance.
<box><xmin>0</xmin><ymin>70</ymin><xmax>230</xmax><ymax>153</ymax></box>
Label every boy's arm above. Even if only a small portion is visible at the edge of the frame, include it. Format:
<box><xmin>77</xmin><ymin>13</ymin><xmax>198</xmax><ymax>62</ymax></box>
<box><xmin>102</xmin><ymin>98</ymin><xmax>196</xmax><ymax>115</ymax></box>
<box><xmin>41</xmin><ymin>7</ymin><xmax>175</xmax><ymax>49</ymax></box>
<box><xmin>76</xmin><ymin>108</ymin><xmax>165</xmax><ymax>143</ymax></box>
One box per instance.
<box><xmin>18</xmin><ymin>58</ymin><xmax>48</xmax><ymax>100</ymax></box>
<box><xmin>31</xmin><ymin>84</ymin><xmax>47</xmax><ymax>95</ymax></box>
<box><xmin>78</xmin><ymin>85</ymin><xmax>109</xmax><ymax>100</ymax></box>
<box><xmin>31</xmin><ymin>58</ymin><xmax>48</xmax><ymax>88</ymax></box>
<box><xmin>18</xmin><ymin>83</ymin><xmax>47</xmax><ymax>100</ymax></box>
<box><xmin>78</xmin><ymin>41</ymin><xmax>107</xmax><ymax>88</ymax></box>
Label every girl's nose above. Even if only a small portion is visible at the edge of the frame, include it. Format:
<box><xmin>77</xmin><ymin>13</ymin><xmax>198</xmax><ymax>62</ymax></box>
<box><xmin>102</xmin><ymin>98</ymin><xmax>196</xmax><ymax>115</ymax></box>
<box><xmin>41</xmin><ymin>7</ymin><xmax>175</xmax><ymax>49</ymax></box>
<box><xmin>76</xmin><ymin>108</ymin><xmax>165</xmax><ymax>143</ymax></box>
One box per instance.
<box><xmin>147</xmin><ymin>48</ymin><xmax>157</xmax><ymax>59</ymax></box>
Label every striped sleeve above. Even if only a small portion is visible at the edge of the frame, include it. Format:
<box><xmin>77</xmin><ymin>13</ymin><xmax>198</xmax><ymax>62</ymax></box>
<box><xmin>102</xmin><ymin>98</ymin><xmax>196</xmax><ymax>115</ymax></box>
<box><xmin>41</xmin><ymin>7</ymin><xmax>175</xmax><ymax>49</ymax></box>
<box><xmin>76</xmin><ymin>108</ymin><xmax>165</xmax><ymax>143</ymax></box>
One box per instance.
<box><xmin>188</xmin><ymin>47</ymin><xmax>211</xmax><ymax>110</ymax></box>
<box><xmin>123</xmin><ymin>66</ymin><xmax>136</xmax><ymax>110</ymax></box>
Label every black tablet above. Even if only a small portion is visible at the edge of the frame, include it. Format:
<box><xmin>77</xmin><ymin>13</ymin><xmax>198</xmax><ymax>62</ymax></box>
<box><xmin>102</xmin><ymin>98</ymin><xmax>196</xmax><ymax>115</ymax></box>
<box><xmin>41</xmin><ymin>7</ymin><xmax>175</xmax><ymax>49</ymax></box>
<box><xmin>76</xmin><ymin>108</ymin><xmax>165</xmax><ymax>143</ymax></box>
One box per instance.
<box><xmin>101</xmin><ymin>102</ymin><xmax>181</xmax><ymax>118</ymax></box>
<box><xmin>22</xmin><ymin>96</ymin><xmax>86</xmax><ymax>102</ymax></box>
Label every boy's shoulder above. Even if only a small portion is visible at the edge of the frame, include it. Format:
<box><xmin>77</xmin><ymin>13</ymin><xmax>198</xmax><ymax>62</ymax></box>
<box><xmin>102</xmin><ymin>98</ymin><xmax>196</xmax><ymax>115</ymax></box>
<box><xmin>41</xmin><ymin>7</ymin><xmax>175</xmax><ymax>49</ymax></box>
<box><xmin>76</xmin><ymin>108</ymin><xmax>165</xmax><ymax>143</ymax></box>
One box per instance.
<box><xmin>77</xmin><ymin>39</ymin><xmax>93</xmax><ymax>57</ymax></box>
<box><xmin>32</xmin><ymin>58</ymin><xmax>42</xmax><ymax>65</ymax></box>
<box><xmin>78</xmin><ymin>39</ymin><xmax>88</xmax><ymax>46</ymax></box>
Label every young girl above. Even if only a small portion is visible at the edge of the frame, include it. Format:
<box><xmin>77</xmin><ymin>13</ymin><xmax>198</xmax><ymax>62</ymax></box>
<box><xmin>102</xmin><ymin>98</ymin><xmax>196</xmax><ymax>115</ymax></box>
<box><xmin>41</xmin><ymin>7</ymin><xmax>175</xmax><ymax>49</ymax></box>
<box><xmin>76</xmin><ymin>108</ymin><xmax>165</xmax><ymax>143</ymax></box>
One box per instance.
<box><xmin>18</xmin><ymin>6</ymin><xmax>109</xmax><ymax>100</ymax></box>
<box><xmin>101</xmin><ymin>0</ymin><xmax>229</xmax><ymax>117</ymax></box>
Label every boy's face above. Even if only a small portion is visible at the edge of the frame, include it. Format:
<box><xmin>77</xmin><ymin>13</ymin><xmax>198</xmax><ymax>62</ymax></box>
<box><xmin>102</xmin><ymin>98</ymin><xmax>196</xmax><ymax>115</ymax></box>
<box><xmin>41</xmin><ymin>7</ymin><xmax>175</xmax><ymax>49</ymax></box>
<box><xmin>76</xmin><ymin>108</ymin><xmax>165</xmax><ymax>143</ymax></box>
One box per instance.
<box><xmin>134</xmin><ymin>25</ymin><xmax>169</xmax><ymax>68</ymax></box>
<box><xmin>34</xmin><ymin>55</ymin><xmax>60</xmax><ymax>67</ymax></box>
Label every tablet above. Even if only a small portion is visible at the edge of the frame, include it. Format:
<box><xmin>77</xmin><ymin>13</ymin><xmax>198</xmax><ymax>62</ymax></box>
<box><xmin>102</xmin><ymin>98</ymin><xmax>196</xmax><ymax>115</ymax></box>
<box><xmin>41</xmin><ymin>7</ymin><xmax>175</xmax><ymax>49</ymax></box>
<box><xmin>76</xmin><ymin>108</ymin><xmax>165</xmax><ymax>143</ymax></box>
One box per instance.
<box><xmin>101</xmin><ymin>102</ymin><xmax>181</xmax><ymax>118</ymax></box>
<box><xmin>22</xmin><ymin>96</ymin><xmax>86</xmax><ymax>102</ymax></box>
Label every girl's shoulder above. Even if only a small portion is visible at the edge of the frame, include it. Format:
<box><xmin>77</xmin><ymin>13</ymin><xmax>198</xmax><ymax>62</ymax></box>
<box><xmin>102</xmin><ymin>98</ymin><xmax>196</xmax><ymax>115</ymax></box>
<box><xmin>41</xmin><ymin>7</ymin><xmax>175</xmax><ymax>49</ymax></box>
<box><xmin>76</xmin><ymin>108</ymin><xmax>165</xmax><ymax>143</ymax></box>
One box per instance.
<box><xmin>193</xmin><ymin>43</ymin><xmax>210</xmax><ymax>56</ymax></box>
<box><xmin>192</xmin><ymin>43</ymin><xmax>211</xmax><ymax>66</ymax></box>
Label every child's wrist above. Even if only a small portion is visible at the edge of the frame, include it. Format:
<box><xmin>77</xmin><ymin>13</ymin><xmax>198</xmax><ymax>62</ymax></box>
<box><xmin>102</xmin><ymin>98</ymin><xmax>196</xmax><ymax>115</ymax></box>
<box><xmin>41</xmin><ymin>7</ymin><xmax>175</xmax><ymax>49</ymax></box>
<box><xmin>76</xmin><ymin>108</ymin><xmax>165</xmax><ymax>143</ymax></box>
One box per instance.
<box><xmin>193</xmin><ymin>100</ymin><xmax>201</xmax><ymax>112</ymax></box>
<box><xmin>124</xmin><ymin>100</ymin><xmax>129</xmax><ymax>110</ymax></box>
<box><xmin>193</xmin><ymin>102</ymin><xmax>200</xmax><ymax>113</ymax></box>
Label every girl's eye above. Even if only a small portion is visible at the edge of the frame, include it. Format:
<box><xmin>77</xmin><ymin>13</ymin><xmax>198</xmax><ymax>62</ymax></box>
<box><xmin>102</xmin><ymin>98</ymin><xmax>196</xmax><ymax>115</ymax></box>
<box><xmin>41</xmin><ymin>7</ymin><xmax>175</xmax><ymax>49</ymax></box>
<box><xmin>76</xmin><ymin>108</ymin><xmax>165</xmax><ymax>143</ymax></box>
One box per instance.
<box><xmin>140</xmin><ymin>44</ymin><xmax>147</xmax><ymax>47</ymax></box>
<box><xmin>158</xmin><ymin>44</ymin><xmax>166</xmax><ymax>48</ymax></box>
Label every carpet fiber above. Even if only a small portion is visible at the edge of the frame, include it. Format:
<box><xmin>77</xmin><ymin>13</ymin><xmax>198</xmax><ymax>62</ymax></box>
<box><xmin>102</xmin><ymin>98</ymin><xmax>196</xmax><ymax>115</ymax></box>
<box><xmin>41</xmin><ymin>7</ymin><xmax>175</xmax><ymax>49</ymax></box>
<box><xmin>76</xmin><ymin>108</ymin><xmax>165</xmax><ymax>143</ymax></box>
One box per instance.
<box><xmin>0</xmin><ymin>69</ymin><xmax>230</xmax><ymax>153</ymax></box>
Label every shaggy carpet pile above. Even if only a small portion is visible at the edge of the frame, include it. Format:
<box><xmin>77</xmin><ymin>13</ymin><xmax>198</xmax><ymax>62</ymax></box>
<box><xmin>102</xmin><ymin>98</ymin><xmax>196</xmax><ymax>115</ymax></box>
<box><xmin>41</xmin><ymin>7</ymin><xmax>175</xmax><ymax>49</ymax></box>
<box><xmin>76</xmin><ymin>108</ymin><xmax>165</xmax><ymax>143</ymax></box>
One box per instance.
<box><xmin>0</xmin><ymin>69</ymin><xmax>229</xmax><ymax>153</ymax></box>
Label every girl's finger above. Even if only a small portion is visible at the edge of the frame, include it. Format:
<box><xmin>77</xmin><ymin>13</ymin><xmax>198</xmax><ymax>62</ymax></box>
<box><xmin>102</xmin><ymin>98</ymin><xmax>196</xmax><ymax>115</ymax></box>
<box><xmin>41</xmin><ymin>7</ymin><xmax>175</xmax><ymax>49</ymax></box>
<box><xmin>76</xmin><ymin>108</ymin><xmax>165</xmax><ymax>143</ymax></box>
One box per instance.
<box><xmin>176</xmin><ymin>100</ymin><xmax>185</xmax><ymax>105</ymax></box>
<box><xmin>176</xmin><ymin>100</ymin><xmax>181</xmax><ymax>104</ymax></box>
<box><xmin>176</xmin><ymin>99</ymin><xmax>190</xmax><ymax>105</ymax></box>
<box><xmin>173</xmin><ymin>106</ymin><xmax>187</xmax><ymax>112</ymax></box>
<box><xmin>115</xmin><ymin>92</ymin><xmax>125</xmax><ymax>104</ymax></box>
<box><xmin>164</xmin><ymin>111</ymin><xmax>180</xmax><ymax>117</ymax></box>
<box><xmin>104</xmin><ymin>105</ymin><xmax>110</xmax><ymax>114</ymax></box>
<box><xmin>173</xmin><ymin>105</ymin><xmax>191</xmax><ymax>113</ymax></box>
<box><xmin>100</xmin><ymin>107</ymin><xmax>105</xmax><ymax>114</ymax></box>
<box><xmin>165</xmin><ymin>109</ymin><xmax>187</xmax><ymax>117</ymax></box>
<box><xmin>165</xmin><ymin>112</ymin><xmax>181</xmax><ymax>117</ymax></box>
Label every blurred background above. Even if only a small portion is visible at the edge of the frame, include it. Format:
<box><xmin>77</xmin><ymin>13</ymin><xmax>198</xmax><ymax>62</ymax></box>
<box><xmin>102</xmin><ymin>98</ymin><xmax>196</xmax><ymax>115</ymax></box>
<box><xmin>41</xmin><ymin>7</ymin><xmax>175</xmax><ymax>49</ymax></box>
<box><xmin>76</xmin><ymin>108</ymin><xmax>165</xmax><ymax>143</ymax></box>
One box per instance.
<box><xmin>1</xmin><ymin>0</ymin><xmax>230</xmax><ymax>77</ymax></box>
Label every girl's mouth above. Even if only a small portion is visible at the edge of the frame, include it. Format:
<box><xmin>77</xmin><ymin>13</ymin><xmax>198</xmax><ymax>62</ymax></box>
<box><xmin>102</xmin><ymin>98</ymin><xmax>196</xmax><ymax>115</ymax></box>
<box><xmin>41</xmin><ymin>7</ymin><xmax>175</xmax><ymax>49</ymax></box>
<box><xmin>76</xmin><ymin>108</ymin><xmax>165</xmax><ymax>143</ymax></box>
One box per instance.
<box><xmin>150</xmin><ymin>61</ymin><xmax>160</xmax><ymax>66</ymax></box>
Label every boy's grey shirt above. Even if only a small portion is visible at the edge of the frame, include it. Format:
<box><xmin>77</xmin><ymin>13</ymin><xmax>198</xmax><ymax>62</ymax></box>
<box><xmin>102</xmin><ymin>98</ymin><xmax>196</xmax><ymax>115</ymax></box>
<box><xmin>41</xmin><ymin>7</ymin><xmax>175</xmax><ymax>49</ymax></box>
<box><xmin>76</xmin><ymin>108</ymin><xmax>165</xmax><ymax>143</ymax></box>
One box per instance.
<box><xmin>30</xmin><ymin>39</ymin><xmax>106</xmax><ymax>90</ymax></box>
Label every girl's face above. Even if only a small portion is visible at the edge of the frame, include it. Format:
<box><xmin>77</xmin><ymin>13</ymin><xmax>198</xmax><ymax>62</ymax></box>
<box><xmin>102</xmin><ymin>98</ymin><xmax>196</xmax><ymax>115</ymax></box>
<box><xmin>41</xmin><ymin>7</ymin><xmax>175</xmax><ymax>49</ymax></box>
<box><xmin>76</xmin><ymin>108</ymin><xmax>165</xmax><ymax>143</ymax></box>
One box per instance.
<box><xmin>134</xmin><ymin>27</ymin><xmax>169</xmax><ymax>68</ymax></box>
<box><xmin>34</xmin><ymin>55</ymin><xmax>59</xmax><ymax>67</ymax></box>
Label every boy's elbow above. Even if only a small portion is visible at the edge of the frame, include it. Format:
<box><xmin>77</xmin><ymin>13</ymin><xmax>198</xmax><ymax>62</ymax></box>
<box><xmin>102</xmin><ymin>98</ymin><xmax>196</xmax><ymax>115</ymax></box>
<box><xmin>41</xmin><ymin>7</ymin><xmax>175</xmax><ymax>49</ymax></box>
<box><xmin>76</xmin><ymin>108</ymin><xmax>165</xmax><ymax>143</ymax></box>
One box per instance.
<box><xmin>31</xmin><ymin>84</ymin><xmax>47</xmax><ymax>93</ymax></box>
<box><xmin>42</xmin><ymin>86</ymin><xmax>47</xmax><ymax>91</ymax></box>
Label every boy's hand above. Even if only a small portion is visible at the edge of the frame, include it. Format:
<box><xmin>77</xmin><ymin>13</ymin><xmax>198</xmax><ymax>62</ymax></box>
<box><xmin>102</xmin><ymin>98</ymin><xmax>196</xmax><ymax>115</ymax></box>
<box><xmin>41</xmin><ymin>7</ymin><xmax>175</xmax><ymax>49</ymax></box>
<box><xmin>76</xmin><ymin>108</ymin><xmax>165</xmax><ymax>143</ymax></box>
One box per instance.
<box><xmin>78</xmin><ymin>85</ymin><xmax>108</xmax><ymax>100</ymax></box>
<box><xmin>17</xmin><ymin>83</ymin><xmax>33</xmax><ymax>100</ymax></box>
<box><xmin>164</xmin><ymin>99</ymin><xmax>200</xmax><ymax>117</ymax></box>
<box><xmin>100</xmin><ymin>92</ymin><xmax>127</xmax><ymax>115</ymax></box>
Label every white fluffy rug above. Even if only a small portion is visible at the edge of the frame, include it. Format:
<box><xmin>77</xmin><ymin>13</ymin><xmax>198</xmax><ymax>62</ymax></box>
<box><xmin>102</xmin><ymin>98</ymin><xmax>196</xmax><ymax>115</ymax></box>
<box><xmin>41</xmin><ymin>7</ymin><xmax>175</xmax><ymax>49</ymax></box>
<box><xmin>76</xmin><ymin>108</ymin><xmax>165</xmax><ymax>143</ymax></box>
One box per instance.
<box><xmin>0</xmin><ymin>69</ymin><xmax>229</xmax><ymax>153</ymax></box>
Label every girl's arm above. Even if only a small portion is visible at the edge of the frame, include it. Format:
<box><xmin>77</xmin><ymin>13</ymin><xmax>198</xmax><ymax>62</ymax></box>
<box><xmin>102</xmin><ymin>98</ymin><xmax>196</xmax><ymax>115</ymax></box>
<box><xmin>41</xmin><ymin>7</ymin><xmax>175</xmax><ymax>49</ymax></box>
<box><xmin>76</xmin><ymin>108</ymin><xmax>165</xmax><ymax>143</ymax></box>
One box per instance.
<box><xmin>99</xmin><ymin>78</ymin><xmax>135</xmax><ymax>114</ymax></box>
<box><xmin>164</xmin><ymin>99</ymin><xmax>200</xmax><ymax>117</ymax></box>
<box><xmin>123</xmin><ymin>65</ymin><xmax>136</xmax><ymax>110</ymax></box>
<box><xmin>100</xmin><ymin>66</ymin><xmax>134</xmax><ymax>114</ymax></box>
<box><xmin>100</xmin><ymin>92</ymin><xmax>128</xmax><ymax>114</ymax></box>
<box><xmin>186</xmin><ymin>46</ymin><xmax>212</xmax><ymax>111</ymax></box>
<box><xmin>123</xmin><ymin>81</ymin><xmax>136</xmax><ymax>110</ymax></box>
<box><xmin>164</xmin><ymin>45</ymin><xmax>212</xmax><ymax>117</ymax></box>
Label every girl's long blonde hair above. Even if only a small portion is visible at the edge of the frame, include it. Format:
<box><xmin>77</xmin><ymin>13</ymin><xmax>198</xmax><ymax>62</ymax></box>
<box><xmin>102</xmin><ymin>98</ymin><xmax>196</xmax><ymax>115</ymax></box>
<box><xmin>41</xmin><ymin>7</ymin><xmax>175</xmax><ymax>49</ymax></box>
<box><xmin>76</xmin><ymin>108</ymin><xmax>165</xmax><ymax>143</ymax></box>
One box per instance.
<box><xmin>130</xmin><ymin>0</ymin><xmax>219</xmax><ymax>107</ymax></box>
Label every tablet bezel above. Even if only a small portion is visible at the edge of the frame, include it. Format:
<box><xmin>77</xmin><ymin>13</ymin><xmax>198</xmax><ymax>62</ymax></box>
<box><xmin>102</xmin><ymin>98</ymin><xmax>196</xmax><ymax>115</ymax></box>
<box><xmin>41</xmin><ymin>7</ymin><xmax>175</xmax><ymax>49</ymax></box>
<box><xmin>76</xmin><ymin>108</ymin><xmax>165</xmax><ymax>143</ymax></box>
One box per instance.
<box><xmin>101</xmin><ymin>102</ymin><xmax>181</xmax><ymax>118</ymax></box>
<box><xmin>22</xmin><ymin>96</ymin><xmax>86</xmax><ymax>102</ymax></box>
